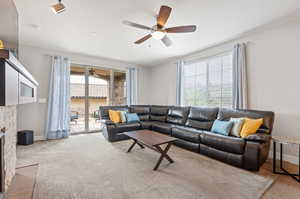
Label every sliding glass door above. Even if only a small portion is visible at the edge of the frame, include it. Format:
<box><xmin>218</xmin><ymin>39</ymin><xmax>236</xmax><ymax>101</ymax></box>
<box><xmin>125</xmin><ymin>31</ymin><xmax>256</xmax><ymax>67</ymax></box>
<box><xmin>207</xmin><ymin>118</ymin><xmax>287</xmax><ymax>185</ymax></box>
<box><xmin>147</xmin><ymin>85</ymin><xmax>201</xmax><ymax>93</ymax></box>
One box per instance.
<box><xmin>70</xmin><ymin>65</ymin><xmax>127</xmax><ymax>134</ymax></box>
<box><xmin>70</xmin><ymin>66</ymin><xmax>86</xmax><ymax>133</ymax></box>
<box><xmin>87</xmin><ymin>67</ymin><xmax>110</xmax><ymax>132</ymax></box>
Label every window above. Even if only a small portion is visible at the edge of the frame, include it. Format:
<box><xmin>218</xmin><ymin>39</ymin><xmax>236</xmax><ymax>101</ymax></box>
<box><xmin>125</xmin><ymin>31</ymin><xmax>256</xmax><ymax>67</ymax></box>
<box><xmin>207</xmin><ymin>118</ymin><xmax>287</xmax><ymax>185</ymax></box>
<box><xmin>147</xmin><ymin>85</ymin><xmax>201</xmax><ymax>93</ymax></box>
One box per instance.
<box><xmin>181</xmin><ymin>52</ymin><xmax>233</xmax><ymax>108</ymax></box>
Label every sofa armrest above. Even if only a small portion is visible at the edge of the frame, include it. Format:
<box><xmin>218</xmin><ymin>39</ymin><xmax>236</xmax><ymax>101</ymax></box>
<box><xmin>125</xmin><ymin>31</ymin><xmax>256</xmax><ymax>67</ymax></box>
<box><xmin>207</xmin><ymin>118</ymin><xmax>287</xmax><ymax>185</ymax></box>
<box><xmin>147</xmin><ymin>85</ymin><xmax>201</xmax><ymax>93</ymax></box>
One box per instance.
<box><xmin>244</xmin><ymin>133</ymin><xmax>271</xmax><ymax>143</ymax></box>
<box><xmin>106</xmin><ymin>120</ymin><xmax>115</xmax><ymax>125</ymax></box>
<box><xmin>243</xmin><ymin>140</ymin><xmax>270</xmax><ymax>171</ymax></box>
<box><xmin>100</xmin><ymin>119</ymin><xmax>116</xmax><ymax>126</ymax></box>
<box><xmin>243</xmin><ymin>141</ymin><xmax>261</xmax><ymax>171</ymax></box>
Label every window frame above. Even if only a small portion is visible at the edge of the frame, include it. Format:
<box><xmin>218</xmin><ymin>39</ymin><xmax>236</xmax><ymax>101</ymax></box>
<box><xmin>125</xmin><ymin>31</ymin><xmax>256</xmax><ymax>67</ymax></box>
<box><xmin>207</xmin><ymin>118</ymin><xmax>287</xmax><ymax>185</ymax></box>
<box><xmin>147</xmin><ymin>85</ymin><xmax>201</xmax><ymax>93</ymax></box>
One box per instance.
<box><xmin>180</xmin><ymin>50</ymin><xmax>233</xmax><ymax>108</ymax></box>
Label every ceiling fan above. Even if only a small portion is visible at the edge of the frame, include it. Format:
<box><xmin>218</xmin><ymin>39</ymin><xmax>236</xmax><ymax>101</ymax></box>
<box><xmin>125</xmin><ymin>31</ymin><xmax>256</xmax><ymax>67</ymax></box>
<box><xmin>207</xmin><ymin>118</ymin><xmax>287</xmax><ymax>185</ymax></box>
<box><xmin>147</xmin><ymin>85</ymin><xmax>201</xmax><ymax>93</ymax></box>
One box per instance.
<box><xmin>123</xmin><ymin>5</ymin><xmax>197</xmax><ymax>47</ymax></box>
<box><xmin>89</xmin><ymin>68</ymin><xmax>101</xmax><ymax>78</ymax></box>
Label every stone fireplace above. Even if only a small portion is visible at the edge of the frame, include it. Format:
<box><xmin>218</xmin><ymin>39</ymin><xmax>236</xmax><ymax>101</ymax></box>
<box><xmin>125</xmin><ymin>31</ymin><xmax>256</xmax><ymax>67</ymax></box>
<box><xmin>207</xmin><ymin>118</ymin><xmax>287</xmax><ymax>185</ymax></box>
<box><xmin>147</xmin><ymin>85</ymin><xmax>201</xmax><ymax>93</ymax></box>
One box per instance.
<box><xmin>0</xmin><ymin>106</ymin><xmax>17</xmax><ymax>192</ymax></box>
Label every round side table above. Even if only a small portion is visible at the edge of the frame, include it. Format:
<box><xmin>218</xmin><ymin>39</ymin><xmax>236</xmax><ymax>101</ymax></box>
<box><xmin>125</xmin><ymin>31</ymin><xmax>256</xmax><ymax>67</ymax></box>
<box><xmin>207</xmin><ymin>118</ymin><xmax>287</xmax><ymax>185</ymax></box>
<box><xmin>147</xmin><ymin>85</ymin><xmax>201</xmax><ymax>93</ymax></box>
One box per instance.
<box><xmin>272</xmin><ymin>136</ymin><xmax>300</xmax><ymax>182</ymax></box>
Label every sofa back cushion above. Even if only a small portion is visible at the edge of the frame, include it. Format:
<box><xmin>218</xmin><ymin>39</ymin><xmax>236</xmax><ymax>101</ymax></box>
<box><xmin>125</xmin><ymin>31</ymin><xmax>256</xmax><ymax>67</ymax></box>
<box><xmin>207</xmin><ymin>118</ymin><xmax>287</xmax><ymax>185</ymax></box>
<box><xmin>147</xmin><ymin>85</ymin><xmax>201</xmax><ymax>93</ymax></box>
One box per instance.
<box><xmin>217</xmin><ymin>108</ymin><xmax>275</xmax><ymax>134</ymax></box>
<box><xmin>185</xmin><ymin>107</ymin><xmax>219</xmax><ymax>130</ymax></box>
<box><xmin>100</xmin><ymin>106</ymin><xmax>129</xmax><ymax>120</ymax></box>
<box><xmin>166</xmin><ymin>106</ymin><xmax>190</xmax><ymax>125</ymax></box>
<box><xmin>130</xmin><ymin>105</ymin><xmax>150</xmax><ymax>121</ymax></box>
<box><xmin>150</xmin><ymin>106</ymin><xmax>169</xmax><ymax>122</ymax></box>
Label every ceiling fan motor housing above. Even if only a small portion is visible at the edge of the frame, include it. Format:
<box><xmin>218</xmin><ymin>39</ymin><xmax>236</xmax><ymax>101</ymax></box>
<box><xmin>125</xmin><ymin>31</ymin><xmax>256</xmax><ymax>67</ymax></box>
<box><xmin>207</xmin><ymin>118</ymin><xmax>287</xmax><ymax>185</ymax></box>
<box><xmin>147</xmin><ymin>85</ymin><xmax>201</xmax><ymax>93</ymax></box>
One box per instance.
<box><xmin>151</xmin><ymin>25</ymin><xmax>167</xmax><ymax>40</ymax></box>
<box><xmin>151</xmin><ymin>25</ymin><xmax>165</xmax><ymax>33</ymax></box>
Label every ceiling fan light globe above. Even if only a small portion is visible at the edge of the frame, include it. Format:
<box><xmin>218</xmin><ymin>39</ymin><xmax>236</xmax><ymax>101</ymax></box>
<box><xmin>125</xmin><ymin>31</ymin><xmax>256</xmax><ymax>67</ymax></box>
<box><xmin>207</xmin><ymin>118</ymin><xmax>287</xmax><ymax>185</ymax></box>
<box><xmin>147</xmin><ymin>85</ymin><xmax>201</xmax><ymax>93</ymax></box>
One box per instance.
<box><xmin>151</xmin><ymin>31</ymin><xmax>166</xmax><ymax>40</ymax></box>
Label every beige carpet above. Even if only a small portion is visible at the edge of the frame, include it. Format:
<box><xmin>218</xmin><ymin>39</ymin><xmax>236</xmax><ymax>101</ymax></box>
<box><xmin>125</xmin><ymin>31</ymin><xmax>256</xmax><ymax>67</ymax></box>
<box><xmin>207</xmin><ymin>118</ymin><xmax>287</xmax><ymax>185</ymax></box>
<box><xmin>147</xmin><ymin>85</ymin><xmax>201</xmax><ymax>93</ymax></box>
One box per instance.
<box><xmin>17</xmin><ymin>134</ymin><xmax>274</xmax><ymax>199</ymax></box>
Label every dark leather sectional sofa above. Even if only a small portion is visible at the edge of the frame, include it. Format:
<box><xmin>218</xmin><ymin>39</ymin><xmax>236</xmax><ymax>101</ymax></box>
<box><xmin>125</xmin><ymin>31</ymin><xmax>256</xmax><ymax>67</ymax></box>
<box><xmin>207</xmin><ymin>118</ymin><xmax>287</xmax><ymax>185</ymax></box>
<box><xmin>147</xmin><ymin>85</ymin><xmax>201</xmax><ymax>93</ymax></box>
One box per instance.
<box><xmin>100</xmin><ymin>105</ymin><xmax>274</xmax><ymax>171</ymax></box>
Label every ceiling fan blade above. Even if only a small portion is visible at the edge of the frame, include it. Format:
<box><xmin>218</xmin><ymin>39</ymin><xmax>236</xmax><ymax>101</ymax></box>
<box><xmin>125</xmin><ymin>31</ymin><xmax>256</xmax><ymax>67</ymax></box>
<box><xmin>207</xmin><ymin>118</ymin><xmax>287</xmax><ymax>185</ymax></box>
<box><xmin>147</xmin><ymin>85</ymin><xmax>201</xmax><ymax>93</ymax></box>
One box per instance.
<box><xmin>161</xmin><ymin>35</ymin><xmax>172</xmax><ymax>47</ymax></box>
<box><xmin>157</xmin><ymin>5</ymin><xmax>172</xmax><ymax>27</ymax></box>
<box><xmin>166</xmin><ymin>25</ymin><xmax>197</xmax><ymax>33</ymax></box>
<box><xmin>134</xmin><ymin>34</ymin><xmax>152</xmax><ymax>44</ymax></box>
<box><xmin>123</xmin><ymin>20</ymin><xmax>153</xmax><ymax>31</ymax></box>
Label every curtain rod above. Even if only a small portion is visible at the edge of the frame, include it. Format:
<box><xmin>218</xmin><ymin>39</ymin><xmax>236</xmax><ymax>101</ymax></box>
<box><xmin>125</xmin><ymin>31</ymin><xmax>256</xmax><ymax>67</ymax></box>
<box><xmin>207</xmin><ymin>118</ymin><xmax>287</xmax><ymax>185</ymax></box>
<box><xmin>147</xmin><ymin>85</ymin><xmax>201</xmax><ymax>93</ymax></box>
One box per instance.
<box><xmin>44</xmin><ymin>54</ymin><xmax>133</xmax><ymax>71</ymax></box>
<box><xmin>174</xmin><ymin>41</ymin><xmax>251</xmax><ymax>65</ymax></box>
<box><xmin>185</xmin><ymin>49</ymin><xmax>232</xmax><ymax>64</ymax></box>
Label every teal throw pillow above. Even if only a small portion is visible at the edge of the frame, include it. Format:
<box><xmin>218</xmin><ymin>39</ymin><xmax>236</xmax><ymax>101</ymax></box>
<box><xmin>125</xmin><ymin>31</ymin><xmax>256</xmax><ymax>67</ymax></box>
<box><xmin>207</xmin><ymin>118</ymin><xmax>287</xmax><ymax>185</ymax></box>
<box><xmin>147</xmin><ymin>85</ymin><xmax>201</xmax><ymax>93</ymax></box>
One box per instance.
<box><xmin>120</xmin><ymin>111</ymin><xmax>127</xmax><ymax>123</ymax></box>
<box><xmin>126</xmin><ymin>113</ymin><xmax>140</xmax><ymax>123</ymax></box>
<box><xmin>211</xmin><ymin>120</ymin><xmax>233</xmax><ymax>136</ymax></box>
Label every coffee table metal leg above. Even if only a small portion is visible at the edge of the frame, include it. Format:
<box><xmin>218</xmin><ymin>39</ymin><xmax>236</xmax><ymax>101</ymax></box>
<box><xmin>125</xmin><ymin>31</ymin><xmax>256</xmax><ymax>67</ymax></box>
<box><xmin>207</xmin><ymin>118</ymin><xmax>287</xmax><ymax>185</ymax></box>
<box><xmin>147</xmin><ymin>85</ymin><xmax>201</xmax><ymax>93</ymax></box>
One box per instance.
<box><xmin>280</xmin><ymin>143</ymin><xmax>283</xmax><ymax>169</ymax></box>
<box><xmin>127</xmin><ymin>139</ymin><xmax>144</xmax><ymax>153</ymax></box>
<box><xmin>273</xmin><ymin>141</ymin><xmax>276</xmax><ymax>173</ymax></box>
<box><xmin>156</xmin><ymin>144</ymin><xmax>174</xmax><ymax>163</ymax></box>
<box><xmin>127</xmin><ymin>140</ymin><xmax>137</xmax><ymax>153</ymax></box>
<box><xmin>153</xmin><ymin>143</ymin><xmax>173</xmax><ymax>171</ymax></box>
<box><xmin>137</xmin><ymin>142</ymin><xmax>145</xmax><ymax>149</ymax></box>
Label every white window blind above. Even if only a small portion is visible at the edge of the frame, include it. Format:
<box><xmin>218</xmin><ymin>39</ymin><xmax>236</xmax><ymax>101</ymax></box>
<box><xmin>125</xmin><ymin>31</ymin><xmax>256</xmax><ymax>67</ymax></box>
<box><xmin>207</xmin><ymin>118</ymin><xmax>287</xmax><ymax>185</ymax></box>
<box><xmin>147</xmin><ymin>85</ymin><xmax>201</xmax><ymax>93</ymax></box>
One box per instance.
<box><xmin>181</xmin><ymin>52</ymin><xmax>233</xmax><ymax>108</ymax></box>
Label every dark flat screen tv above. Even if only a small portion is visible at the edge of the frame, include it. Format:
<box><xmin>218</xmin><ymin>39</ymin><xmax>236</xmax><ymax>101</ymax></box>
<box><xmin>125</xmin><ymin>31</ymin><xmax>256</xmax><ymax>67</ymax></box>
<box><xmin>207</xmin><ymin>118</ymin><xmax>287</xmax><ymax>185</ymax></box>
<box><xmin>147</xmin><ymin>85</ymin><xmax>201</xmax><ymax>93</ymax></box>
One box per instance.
<box><xmin>0</xmin><ymin>0</ymin><xmax>19</xmax><ymax>57</ymax></box>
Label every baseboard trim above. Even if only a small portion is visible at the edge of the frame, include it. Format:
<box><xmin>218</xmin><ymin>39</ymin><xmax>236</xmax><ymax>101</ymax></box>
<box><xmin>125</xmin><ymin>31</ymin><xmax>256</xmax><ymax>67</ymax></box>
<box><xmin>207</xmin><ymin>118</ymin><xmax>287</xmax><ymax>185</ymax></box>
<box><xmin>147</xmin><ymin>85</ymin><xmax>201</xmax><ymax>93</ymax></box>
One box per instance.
<box><xmin>269</xmin><ymin>151</ymin><xmax>299</xmax><ymax>165</ymax></box>
<box><xmin>34</xmin><ymin>136</ymin><xmax>45</xmax><ymax>141</ymax></box>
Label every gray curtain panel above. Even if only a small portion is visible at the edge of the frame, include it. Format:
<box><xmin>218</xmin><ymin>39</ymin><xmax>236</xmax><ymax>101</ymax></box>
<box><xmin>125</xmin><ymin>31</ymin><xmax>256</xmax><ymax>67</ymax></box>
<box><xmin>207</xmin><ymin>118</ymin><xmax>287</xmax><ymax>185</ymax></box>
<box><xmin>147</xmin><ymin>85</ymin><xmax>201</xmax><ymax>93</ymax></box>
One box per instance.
<box><xmin>45</xmin><ymin>56</ymin><xmax>71</xmax><ymax>140</ymax></box>
<box><xmin>127</xmin><ymin>67</ymin><xmax>138</xmax><ymax>105</ymax></box>
<box><xmin>176</xmin><ymin>60</ymin><xmax>184</xmax><ymax>105</ymax></box>
<box><xmin>232</xmin><ymin>43</ymin><xmax>248</xmax><ymax>109</ymax></box>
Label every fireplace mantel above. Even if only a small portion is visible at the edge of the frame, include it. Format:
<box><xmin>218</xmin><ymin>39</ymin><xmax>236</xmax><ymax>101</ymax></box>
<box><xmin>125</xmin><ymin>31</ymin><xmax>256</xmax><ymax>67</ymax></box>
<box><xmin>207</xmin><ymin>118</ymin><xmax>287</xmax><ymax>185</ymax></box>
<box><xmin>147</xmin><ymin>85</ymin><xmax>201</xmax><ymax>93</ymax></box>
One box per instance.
<box><xmin>0</xmin><ymin>49</ymin><xmax>39</xmax><ymax>106</ymax></box>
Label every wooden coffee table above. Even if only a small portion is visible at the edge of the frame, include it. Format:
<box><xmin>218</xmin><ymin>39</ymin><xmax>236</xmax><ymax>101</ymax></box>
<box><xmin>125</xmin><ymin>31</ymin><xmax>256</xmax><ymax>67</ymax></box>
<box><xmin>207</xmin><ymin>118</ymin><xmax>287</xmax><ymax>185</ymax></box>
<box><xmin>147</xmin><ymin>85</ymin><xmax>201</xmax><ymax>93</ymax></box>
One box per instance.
<box><xmin>123</xmin><ymin>130</ymin><xmax>177</xmax><ymax>170</ymax></box>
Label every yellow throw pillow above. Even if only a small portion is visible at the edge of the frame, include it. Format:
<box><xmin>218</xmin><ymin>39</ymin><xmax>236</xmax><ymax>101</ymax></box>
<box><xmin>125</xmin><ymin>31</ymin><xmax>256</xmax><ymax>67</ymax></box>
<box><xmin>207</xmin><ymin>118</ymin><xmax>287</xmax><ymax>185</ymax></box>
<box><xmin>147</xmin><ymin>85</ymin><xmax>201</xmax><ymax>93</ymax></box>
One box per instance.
<box><xmin>0</xmin><ymin>40</ymin><xmax>4</xmax><ymax>49</ymax></box>
<box><xmin>240</xmin><ymin>118</ymin><xmax>263</xmax><ymax>138</ymax></box>
<box><xmin>108</xmin><ymin>110</ymin><xmax>121</xmax><ymax>123</ymax></box>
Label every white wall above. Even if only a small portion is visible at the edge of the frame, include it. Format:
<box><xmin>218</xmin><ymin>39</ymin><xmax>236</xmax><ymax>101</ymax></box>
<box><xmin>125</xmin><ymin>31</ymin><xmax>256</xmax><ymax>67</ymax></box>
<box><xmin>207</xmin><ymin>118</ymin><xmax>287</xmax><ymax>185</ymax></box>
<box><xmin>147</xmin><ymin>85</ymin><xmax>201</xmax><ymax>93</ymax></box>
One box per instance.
<box><xmin>146</xmin><ymin>17</ymin><xmax>300</xmax><ymax>160</ymax></box>
<box><xmin>147</xmin><ymin>62</ymin><xmax>177</xmax><ymax>105</ymax></box>
<box><xmin>137</xmin><ymin>67</ymin><xmax>151</xmax><ymax>105</ymax></box>
<box><xmin>17</xmin><ymin>45</ymin><xmax>147</xmax><ymax>140</ymax></box>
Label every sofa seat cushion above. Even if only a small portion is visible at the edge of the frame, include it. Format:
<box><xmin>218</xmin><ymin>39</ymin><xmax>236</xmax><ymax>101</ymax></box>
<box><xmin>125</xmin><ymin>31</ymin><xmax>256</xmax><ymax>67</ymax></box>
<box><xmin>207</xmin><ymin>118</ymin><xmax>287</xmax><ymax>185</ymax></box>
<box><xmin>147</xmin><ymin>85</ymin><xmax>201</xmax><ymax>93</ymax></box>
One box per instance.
<box><xmin>151</xmin><ymin>122</ymin><xmax>173</xmax><ymax>135</ymax></box>
<box><xmin>115</xmin><ymin>122</ymin><xmax>141</xmax><ymax>132</ymax></box>
<box><xmin>174</xmin><ymin>139</ymin><xmax>200</xmax><ymax>153</ymax></box>
<box><xmin>200</xmin><ymin>131</ymin><xmax>245</xmax><ymax>154</ymax></box>
<box><xmin>172</xmin><ymin>126</ymin><xmax>202</xmax><ymax>143</ymax></box>
<box><xmin>200</xmin><ymin>144</ymin><xmax>243</xmax><ymax>168</ymax></box>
